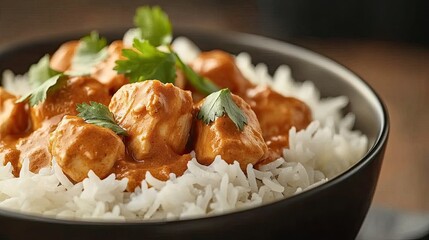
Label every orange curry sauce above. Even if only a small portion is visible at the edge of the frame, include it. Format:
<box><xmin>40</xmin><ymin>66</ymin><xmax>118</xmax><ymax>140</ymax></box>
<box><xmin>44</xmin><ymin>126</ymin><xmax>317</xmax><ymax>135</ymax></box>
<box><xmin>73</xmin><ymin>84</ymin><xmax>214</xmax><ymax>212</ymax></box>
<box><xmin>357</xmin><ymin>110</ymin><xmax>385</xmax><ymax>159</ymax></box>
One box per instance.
<box><xmin>0</xmin><ymin>41</ymin><xmax>311</xmax><ymax>191</ymax></box>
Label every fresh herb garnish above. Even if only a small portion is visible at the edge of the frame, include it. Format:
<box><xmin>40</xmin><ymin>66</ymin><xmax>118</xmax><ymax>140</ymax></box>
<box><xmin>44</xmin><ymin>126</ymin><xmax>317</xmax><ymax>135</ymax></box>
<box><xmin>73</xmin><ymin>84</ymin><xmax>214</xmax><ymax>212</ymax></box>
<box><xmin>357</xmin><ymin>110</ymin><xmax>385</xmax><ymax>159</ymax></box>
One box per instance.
<box><xmin>67</xmin><ymin>31</ymin><xmax>108</xmax><ymax>76</ymax></box>
<box><xmin>134</xmin><ymin>6</ymin><xmax>172</xmax><ymax>47</ymax></box>
<box><xmin>197</xmin><ymin>89</ymin><xmax>248</xmax><ymax>131</ymax></box>
<box><xmin>116</xmin><ymin>6</ymin><xmax>220</xmax><ymax>94</ymax></box>
<box><xmin>16</xmin><ymin>74</ymin><xmax>65</xmax><ymax>106</ymax></box>
<box><xmin>77</xmin><ymin>102</ymin><xmax>127</xmax><ymax>136</ymax></box>
<box><xmin>18</xmin><ymin>32</ymin><xmax>108</xmax><ymax>106</ymax></box>
<box><xmin>114</xmin><ymin>39</ymin><xmax>176</xmax><ymax>83</ymax></box>
<box><xmin>28</xmin><ymin>54</ymin><xmax>61</xmax><ymax>88</ymax></box>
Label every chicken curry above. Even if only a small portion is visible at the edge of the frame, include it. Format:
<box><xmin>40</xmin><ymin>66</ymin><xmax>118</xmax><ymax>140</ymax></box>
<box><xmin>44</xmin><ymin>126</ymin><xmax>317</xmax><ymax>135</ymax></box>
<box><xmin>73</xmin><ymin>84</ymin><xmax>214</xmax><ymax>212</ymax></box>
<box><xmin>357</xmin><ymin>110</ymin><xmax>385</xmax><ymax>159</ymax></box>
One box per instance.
<box><xmin>0</xmin><ymin>7</ymin><xmax>311</xmax><ymax>191</ymax></box>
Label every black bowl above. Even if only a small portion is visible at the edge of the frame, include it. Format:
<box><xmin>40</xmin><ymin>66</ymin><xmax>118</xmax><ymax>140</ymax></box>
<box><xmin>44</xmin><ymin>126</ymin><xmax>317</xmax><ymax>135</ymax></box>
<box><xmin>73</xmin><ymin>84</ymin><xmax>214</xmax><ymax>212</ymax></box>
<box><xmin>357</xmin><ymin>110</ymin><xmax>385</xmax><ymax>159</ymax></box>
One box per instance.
<box><xmin>0</xmin><ymin>29</ymin><xmax>389</xmax><ymax>240</ymax></box>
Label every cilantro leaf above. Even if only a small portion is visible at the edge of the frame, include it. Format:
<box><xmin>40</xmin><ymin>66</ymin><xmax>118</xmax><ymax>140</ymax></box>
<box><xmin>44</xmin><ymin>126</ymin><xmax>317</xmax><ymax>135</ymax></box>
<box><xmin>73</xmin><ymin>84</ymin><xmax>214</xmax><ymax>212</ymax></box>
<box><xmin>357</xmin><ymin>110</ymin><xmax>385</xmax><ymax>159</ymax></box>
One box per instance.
<box><xmin>114</xmin><ymin>39</ymin><xmax>176</xmax><ymax>83</ymax></box>
<box><xmin>129</xmin><ymin>6</ymin><xmax>219</xmax><ymax>94</ymax></box>
<box><xmin>134</xmin><ymin>6</ymin><xmax>172</xmax><ymax>47</ymax></box>
<box><xmin>28</xmin><ymin>54</ymin><xmax>61</xmax><ymax>88</ymax></box>
<box><xmin>173</xmin><ymin>51</ymin><xmax>219</xmax><ymax>95</ymax></box>
<box><xmin>197</xmin><ymin>88</ymin><xmax>248</xmax><ymax>131</ymax></box>
<box><xmin>67</xmin><ymin>31</ymin><xmax>108</xmax><ymax>76</ymax></box>
<box><xmin>16</xmin><ymin>74</ymin><xmax>65</xmax><ymax>106</ymax></box>
<box><xmin>77</xmin><ymin>102</ymin><xmax>127</xmax><ymax>136</ymax></box>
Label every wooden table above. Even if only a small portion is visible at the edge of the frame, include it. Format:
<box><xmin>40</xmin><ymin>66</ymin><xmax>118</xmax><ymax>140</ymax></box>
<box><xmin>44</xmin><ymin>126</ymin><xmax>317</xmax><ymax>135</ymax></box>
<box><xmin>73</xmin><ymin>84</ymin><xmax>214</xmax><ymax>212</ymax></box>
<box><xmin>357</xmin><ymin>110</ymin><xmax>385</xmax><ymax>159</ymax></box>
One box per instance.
<box><xmin>1</xmin><ymin>0</ymin><xmax>428</xmax><ymax>214</ymax></box>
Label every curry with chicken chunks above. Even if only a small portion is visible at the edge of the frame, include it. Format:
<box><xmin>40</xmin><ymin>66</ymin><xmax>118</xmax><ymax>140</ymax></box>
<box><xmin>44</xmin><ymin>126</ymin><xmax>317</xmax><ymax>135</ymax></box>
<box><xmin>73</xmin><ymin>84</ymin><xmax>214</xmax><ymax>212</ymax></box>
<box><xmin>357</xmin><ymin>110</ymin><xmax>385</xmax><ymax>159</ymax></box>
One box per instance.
<box><xmin>0</xmin><ymin>10</ymin><xmax>311</xmax><ymax>192</ymax></box>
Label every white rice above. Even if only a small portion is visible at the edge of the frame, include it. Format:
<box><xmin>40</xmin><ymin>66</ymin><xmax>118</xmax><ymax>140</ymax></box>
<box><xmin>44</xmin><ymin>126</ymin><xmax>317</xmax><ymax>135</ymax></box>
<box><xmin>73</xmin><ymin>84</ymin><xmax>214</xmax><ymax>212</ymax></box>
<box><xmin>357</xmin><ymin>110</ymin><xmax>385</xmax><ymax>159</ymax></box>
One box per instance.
<box><xmin>0</xmin><ymin>35</ymin><xmax>368</xmax><ymax>221</ymax></box>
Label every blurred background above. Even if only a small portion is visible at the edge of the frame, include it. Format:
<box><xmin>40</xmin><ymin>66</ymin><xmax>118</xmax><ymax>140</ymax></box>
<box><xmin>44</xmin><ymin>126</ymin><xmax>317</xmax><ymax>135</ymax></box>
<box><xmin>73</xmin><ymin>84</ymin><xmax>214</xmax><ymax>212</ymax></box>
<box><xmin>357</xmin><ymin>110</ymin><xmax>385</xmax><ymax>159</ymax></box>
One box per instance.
<box><xmin>1</xmin><ymin>0</ymin><xmax>428</xmax><ymax>238</ymax></box>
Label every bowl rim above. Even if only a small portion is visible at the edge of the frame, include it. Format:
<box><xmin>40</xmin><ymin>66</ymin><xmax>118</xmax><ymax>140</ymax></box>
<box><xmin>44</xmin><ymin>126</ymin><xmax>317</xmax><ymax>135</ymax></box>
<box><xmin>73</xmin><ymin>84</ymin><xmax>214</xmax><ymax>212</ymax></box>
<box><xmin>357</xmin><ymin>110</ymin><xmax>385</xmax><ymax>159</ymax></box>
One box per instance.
<box><xmin>0</xmin><ymin>27</ymin><xmax>389</xmax><ymax>226</ymax></box>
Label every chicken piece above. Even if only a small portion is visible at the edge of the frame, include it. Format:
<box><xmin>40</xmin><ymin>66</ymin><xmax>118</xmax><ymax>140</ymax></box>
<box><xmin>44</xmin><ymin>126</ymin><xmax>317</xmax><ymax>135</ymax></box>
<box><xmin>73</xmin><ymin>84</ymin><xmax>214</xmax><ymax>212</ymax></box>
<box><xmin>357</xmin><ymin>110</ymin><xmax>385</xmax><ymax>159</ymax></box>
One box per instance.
<box><xmin>50</xmin><ymin>115</ymin><xmax>125</xmax><ymax>182</ymax></box>
<box><xmin>190</xmin><ymin>50</ymin><xmax>253</xmax><ymax>96</ymax></box>
<box><xmin>109</xmin><ymin>80</ymin><xmax>193</xmax><ymax>159</ymax></box>
<box><xmin>0</xmin><ymin>88</ymin><xmax>52</xmax><ymax>174</ymax></box>
<box><xmin>246</xmin><ymin>85</ymin><xmax>312</xmax><ymax>163</ymax></box>
<box><xmin>91</xmin><ymin>40</ymin><xmax>128</xmax><ymax>93</ymax></box>
<box><xmin>50</xmin><ymin>41</ymin><xmax>79</xmax><ymax>72</ymax></box>
<box><xmin>50</xmin><ymin>40</ymin><xmax>128</xmax><ymax>93</ymax></box>
<box><xmin>16</xmin><ymin>117</ymin><xmax>60</xmax><ymax>173</ymax></box>
<box><xmin>109</xmin><ymin>80</ymin><xmax>194</xmax><ymax>191</ymax></box>
<box><xmin>30</xmin><ymin>76</ymin><xmax>110</xmax><ymax>129</ymax></box>
<box><xmin>0</xmin><ymin>87</ymin><xmax>29</xmax><ymax>136</ymax></box>
<box><xmin>194</xmin><ymin>94</ymin><xmax>268</xmax><ymax>170</ymax></box>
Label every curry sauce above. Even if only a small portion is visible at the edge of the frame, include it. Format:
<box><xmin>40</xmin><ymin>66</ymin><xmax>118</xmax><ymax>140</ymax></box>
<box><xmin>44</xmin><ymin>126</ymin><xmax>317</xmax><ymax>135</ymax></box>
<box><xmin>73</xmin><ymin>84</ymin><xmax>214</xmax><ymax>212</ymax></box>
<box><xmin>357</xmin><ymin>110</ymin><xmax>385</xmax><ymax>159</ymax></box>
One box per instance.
<box><xmin>0</xmin><ymin>40</ymin><xmax>311</xmax><ymax>191</ymax></box>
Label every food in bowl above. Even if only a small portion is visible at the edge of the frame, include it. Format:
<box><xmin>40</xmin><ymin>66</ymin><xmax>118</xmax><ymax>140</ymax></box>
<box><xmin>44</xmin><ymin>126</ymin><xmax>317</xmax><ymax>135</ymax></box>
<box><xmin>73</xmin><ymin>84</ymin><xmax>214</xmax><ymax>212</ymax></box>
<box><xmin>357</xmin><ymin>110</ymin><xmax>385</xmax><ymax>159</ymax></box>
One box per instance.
<box><xmin>0</xmin><ymin>6</ymin><xmax>368</xmax><ymax>220</ymax></box>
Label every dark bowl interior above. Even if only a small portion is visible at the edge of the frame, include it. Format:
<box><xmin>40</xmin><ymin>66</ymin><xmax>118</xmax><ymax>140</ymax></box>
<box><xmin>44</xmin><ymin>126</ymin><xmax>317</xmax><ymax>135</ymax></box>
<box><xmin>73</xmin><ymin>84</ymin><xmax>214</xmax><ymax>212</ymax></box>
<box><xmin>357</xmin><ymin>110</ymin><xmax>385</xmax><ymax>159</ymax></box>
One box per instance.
<box><xmin>0</xmin><ymin>28</ymin><xmax>388</xmax><ymax>240</ymax></box>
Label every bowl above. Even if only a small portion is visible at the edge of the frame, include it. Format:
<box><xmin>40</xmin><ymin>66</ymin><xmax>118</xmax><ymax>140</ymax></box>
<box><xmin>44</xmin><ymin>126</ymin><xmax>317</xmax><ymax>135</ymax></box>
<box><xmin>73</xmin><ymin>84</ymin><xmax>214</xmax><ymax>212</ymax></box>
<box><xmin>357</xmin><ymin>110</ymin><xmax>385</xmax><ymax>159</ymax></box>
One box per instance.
<box><xmin>0</xmin><ymin>28</ymin><xmax>389</xmax><ymax>240</ymax></box>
